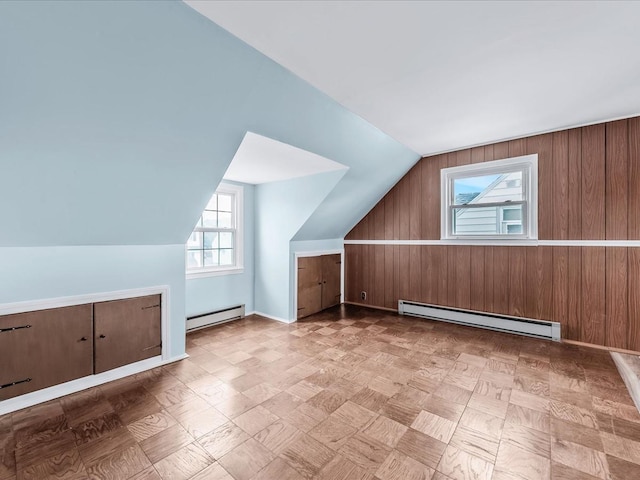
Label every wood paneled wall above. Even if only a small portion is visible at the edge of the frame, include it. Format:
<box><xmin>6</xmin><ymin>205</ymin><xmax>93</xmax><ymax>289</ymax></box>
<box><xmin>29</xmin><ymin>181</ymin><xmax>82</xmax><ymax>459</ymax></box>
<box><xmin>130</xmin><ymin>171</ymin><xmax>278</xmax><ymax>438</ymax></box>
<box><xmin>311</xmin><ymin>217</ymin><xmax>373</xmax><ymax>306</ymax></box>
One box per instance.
<box><xmin>344</xmin><ymin>117</ymin><xmax>640</xmax><ymax>351</ymax></box>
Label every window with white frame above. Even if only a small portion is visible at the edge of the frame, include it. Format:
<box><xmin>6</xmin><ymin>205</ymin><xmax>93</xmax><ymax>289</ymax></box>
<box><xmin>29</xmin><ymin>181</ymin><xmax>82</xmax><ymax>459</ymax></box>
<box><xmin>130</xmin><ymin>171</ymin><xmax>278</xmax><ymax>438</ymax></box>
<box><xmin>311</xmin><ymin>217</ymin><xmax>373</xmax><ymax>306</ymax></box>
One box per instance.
<box><xmin>186</xmin><ymin>183</ymin><xmax>243</xmax><ymax>276</ymax></box>
<box><xmin>441</xmin><ymin>155</ymin><xmax>538</xmax><ymax>240</ymax></box>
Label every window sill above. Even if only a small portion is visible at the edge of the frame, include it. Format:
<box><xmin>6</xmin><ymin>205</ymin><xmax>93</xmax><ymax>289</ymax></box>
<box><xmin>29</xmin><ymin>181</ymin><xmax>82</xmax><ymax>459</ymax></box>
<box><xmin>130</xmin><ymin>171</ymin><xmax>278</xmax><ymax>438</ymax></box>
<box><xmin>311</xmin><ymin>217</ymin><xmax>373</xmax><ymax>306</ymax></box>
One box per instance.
<box><xmin>186</xmin><ymin>267</ymin><xmax>244</xmax><ymax>280</ymax></box>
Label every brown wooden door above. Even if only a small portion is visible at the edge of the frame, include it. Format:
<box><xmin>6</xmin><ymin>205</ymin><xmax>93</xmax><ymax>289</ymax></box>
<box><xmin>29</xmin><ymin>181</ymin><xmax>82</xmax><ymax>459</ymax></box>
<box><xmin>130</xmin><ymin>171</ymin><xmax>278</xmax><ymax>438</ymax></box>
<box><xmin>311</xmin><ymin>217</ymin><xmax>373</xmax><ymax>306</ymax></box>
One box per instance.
<box><xmin>94</xmin><ymin>294</ymin><xmax>161</xmax><ymax>374</ymax></box>
<box><xmin>297</xmin><ymin>256</ymin><xmax>322</xmax><ymax>319</ymax></box>
<box><xmin>321</xmin><ymin>254</ymin><xmax>342</xmax><ymax>309</ymax></box>
<box><xmin>0</xmin><ymin>304</ymin><xmax>93</xmax><ymax>400</ymax></box>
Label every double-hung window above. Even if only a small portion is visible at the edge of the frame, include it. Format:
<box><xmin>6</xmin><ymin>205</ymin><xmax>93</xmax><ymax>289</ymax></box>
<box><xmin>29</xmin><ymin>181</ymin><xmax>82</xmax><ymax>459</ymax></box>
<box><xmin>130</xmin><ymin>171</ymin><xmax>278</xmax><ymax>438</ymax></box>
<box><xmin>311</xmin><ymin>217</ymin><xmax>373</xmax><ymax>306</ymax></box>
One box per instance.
<box><xmin>186</xmin><ymin>183</ymin><xmax>243</xmax><ymax>277</ymax></box>
<box><xmin>441</xmin><ymin>155</ymin><xmax>537</xmax><ymax>240</ymax></box>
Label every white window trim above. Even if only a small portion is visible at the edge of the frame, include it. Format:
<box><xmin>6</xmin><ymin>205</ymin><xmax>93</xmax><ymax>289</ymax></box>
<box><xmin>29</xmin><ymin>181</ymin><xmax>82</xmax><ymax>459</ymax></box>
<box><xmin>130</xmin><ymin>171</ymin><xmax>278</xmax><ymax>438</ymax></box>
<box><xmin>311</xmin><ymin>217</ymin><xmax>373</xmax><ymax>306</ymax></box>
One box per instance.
<box><xmin>441</xmin><ymin>154</ymin><xmax>538</xmax><ymax>241</ymax></box>
<box><xmin>186</xmin><ymin>182</ymin><xmax>244</xmax><ymax>279</ymax></box>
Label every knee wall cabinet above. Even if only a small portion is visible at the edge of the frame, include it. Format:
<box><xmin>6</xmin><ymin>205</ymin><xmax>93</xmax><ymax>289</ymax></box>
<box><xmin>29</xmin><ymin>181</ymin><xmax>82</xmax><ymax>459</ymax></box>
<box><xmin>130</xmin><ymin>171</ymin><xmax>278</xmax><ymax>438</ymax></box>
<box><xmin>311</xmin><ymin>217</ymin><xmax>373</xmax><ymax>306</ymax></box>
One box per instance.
<box><xmin>0</xmin><ymin>294</ymin><xmax>161</xmax><ymax>401</ymax></box>
<box><xmin>297</xmin><ymin>254</ymin><xmax>341</xmax><ymax>319</ymax></box>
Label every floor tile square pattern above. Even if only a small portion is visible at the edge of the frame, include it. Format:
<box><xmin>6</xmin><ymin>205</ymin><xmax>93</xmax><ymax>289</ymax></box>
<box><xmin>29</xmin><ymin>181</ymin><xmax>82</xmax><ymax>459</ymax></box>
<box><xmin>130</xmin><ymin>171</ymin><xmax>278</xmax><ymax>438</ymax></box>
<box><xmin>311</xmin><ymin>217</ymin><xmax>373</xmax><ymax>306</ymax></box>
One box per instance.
<box><xmin>1</xmin><ymin>304</ymin><xmax>639</xmax><ymax>479</ymax></box>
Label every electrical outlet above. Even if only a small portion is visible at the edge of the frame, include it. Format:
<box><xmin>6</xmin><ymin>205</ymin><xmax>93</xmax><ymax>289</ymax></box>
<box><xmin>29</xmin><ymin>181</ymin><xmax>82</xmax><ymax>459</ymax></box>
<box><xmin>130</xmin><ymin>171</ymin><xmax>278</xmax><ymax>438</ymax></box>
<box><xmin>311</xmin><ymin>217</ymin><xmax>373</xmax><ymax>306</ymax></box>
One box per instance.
<box><xmin>360</xmin><ymin>291</ymin><xmax>367</xmax><ymax>301</ymax></box>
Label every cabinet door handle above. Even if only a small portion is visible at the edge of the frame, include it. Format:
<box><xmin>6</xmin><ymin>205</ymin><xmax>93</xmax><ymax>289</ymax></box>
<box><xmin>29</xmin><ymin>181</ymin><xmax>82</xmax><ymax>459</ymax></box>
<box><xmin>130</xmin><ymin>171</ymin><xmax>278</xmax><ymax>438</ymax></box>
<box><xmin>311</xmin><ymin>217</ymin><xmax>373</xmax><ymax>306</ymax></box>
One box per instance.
<box><xmin>141</xmin><ymin>304</ymin><xmax>160</xmax><ymax>310</ymax></box>
<box><xmin>80</xmin><ymin>337</ymin><xmax>88</xmax><ymax>342</ymax></box>
<box><xmin>0</xmin><ymin>378</ymin><xmax>31</xmax><ymax>389</ymax></box>
<box><xmin>99</xmin><ymin>334</ymin><xmax>106</xmax><ymax>339</ymax></box>
<box><xmin>0</xmin><ymin>325</ymin><xmax>31</xmax><ymax>333</ymax></box>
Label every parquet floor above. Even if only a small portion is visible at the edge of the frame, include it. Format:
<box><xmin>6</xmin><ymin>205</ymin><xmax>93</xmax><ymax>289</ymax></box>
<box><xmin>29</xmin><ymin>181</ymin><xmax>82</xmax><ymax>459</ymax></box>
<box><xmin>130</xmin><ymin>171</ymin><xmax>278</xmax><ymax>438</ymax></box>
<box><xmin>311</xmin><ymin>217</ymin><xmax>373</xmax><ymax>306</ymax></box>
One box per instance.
<box><xmin>2</xmin><ymin>305</ymin><xmax>640</xmax><ymax>480</ymax></box>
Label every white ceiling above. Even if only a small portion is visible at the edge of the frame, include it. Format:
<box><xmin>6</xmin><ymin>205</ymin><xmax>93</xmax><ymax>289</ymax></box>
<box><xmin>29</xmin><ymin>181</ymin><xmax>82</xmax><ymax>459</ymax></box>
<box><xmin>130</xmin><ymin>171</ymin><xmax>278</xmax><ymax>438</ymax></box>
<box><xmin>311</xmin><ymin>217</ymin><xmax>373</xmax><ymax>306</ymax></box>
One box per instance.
<box><xmin>223</xmin><ymin>132</ymin><xmax>347</xmax><ymax>185</ymax></box>
<box><xmin>186</xmin><ymin>0</ymin><xmax>640</xmax><ymax>156</ymax></box>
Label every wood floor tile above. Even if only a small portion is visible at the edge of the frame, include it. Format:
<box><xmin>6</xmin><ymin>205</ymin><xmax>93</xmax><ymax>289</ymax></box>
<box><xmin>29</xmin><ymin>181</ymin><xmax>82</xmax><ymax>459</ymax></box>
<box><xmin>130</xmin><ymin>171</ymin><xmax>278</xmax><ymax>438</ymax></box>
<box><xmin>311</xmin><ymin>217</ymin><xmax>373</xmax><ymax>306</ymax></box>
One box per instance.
<box><xmin>351</xmin><ymin>388</ymin><xmax>390</xmax><ymax>412</ymax></box>
<box><xmin>448</xmin><ymin>425</ymin><xmax>499</xmax><ymax>463</ymax></box>
<box><xmin>85</xmin><ymin>443</ymin><xmax>151</xmax><ymax>480</ymax></box>
<box><xmin>315</xmin><ymin>453</ymin><xmax>370</xmax><ymax>480</ymax></box>
<box><xmin>457</xmin><ymin>408</ymin><xmax>503</xmax><ymax>441</ymax></box>
<box><xmin>436</xmin><ymin>445</ymin><xmax>494</xmax><ymax>480</ymax></box>
<box><xmin>139</xmin><ymin>423</ymin><xmax>194</xmax><ymax>464</ymax></box>
<box><xmin>281</xmin><ymin>408</ymin><xmax>323</xmax><ymax>433</ymax></box>
<box><xmin>255</xmin><ymin>420</ymin><xmax>300</xmax><ymax>454</ymax></box>
<box><xmin>198</xmin><ymin>421</ymin><xmax>250</xmax><ymax>461</ymax></box>
<box><xmin>174</xmin><ymin>406</ymin><xmax>228</xmax><ymax>440</ymax></box>
<box><xmin>286</xmin><ymin>380</ymin><xmax>324</xmax><ymax>401</ymax></box>
<box><xmin>189</xmin><ymin>462</ymin><xmax>234</xmax><ymax>480</ymax></box>
<box><xmin>550</xmin><ymin>438</ymin><xmax>608</xmax><ymax>479</ymax></box>
<box><xmin>508</xmin><ymin>389</ymin><xmax>550</xmax><ymax>413</ymax></box>
<box><xmin>505</xmin><ymin>404</ymin><xmax>550</xmax><ymax>433</ymax></box>
<box><xmin>242</xmin><ymin>382</ymin><xmax>282</xmax><ymax>403</ymax></box>
<box><xmin>218</xmin><ymin>438</ymin><xmax>275</xmax><ymax>480</ymax></box>
<box><xmin>551</xmin><ymin>462</ymin><xmax>601</xmax><ymax>480</ymax></box>
<box><xmin>549</xmin><ymin>400</ymin><xmax>598</xmax><ymax>429</ymax></box>
<box><xmin>551</xmin><ymin>418</ymin><xmax>602</xmax><ymax>451</ymax></box>
<box><xmin>421</xmin><ymin>395</ymin><xmax>466</xmax><ymax>423</ymax></box>
<box><xmin>376</xmin><ymin>450</ymin><xmax>434</xmax><ymax>480</ymax></box>
<box><xmin>338</xmin><ymin>432</ymin><xmax>392</xmax><ymax>474</ymax></box>
<box><xmin>71</xmin><ymin>412</ymin><xmax>123</xmax><ymax>446</ymax></box>
<box><xmin>128</xmin><ymin>465</ymin><xmax>162</xmax><ymax>480</ymax></box>
<box><xmin>500</xmin><ymin>422</ymin><xmax>550</xmax><ymax>458</ymax></box>
<box><xmin>601</xmin><ymin>431</ymin><xmax>640</xmax><ymax>465</ymax></box>
<box><xmin>261</xmin><ymin>392</ymin><xmax>305</xmax><ymax>418</ymax></box>
<box><xmin>331</xmin><ymin>401</ymin><xmax>377</xmax><ymax>430</ymax></box>
<box><xmin>232</xmin><ymin>405</ymin><xmax>278</xmax><ymax>436</ymax></box>
<box><xmin>214</xmin><ymin>393</ymin><xmax>260</xmax><ymax>419</ymax></box>
<box><xmin>153</xmin><ymin>442</ymin><xmax>213</xmax><ymax>480</ymax></box>
<box><xmin>307</xmin><ymin>390</ymin><xmax>347</xmax><ymax>415</ymax></box>
<box><xmin>309</xmin><ymin>416</ymin><xmax>357</xmax><ymax>450</ymax></box>
<box><xmin>60</xmin><ymin>389</ymin><xmax>114</xmax><ymax>428</ymax></box>
<box><xmin>494</xmin><ymin>442</ymin><xmax>550</xmax><ymax>480</ymax></box>
<box><xmin>15</xmin><ymin>429</ymin><xmax>76</xmax><ymax>471</ymax></box>
<box><xmin>253</xmin><ymin>457</ymin><xmax>304</xmax><ymax>480</ymax></box>
<box><xmin>411</xmin><ymin>411</ymin><xmax>457</xmax><ymax>444</ymax></box>
<box><xmin>362</xmin><ymin>415</ymin><xmax>407</xmax><ymax>449</ymax></box>
<box><xmin>127</xmin><ymin>410</ymin><xmax>177</xmax><ymax>443</ymax></box>
<box><xmin>279</xmin><ymin>432</ymin><xmax>335</xmax><ymax>479</ymax></box>
<box><xmin>396</xmin><ymin>428</ymin><xmax>446</xmax><ymax>469</ymax></box>
<box><xmin>607</xmin><ymin>454</ymin><xmax>640</xmax><ymax>480</ymax></box>
<box><xmin>18</xmin><ymin>448</ymin><xmax>87</xmax><ymax>480</ymax></box>
<box><xmin>433</xmin><ymin>384</ymin><xmax>472</xmax><ymax>406</ymax></box>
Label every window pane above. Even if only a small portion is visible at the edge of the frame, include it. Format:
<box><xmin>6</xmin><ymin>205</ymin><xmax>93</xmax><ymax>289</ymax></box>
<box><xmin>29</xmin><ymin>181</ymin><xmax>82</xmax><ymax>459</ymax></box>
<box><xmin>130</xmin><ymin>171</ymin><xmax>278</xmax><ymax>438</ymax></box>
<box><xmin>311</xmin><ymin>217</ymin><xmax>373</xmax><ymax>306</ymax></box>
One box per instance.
<box><xmin>218</xmin><ymin>194</ymin><xmax>232</xmax><ymax>212</ymax></box>
<box><xmin>218</xmin><ymin>212</ymin><xmax>232</xmax><ymax>228</ymax></box>
<box><xmin>502</xmin><ymin>208</ymin><xmax>521</xmax><ymax>221</ymax></box>
<box><xmin>453</xmin><ymin>171</ymin><xmax>523</xmax><ymax>205</ymax></box>
<box><xmin>204</xmin><ymin>250</ymin><xmax>219</xmax><ymax>266</ymax></box>
<box><xmin>219</xmin><ymin>249</ymin><xmax>234</xmax><ymax>266</ymax></box>
<box><xmin>204</xmin><ymin>232</ymin><xmax>219</xmax><ymax>249</ymax></box>
<box><xmin>219</xmin><ymin>232</ymin><xmax>233</xmax><ymax>249</ymax></box>
<box><xmin>186</xmin><ymin>231</ymin><xmax>202</xmax><ymax>249</ymax></box>
<box><xmin>206</xmin><ymin>194</ymin><xmax>217</xmax><ymax>211</ymax></box>
<box><xmin>506</xmin><ymin>224</ymin><xmax>523</xmax><ymax>234</ymax></box>
<box><xmin>202</xmin><ymin>210</ymin><xmax>217</xmax><ymax>228</ymax></box>
<box><xmin>187</xmin><ymin>250</ymin><xmax>202</xmax><ymax>268</ymax></box>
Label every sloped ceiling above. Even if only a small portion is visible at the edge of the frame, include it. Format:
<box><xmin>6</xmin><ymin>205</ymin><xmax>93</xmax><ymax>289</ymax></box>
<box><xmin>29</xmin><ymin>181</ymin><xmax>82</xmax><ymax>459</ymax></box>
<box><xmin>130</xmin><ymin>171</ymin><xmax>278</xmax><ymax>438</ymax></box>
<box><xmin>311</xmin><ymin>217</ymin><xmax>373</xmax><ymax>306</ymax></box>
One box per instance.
<box><xmin>185</xmin><ymin>0</ymin><xmax>640</xmax><ymax>156</ymax></box>
<box><xmin>0</xmin><ymin>1</ymin><xmax>417</xmax><ymax>247</ymax></box>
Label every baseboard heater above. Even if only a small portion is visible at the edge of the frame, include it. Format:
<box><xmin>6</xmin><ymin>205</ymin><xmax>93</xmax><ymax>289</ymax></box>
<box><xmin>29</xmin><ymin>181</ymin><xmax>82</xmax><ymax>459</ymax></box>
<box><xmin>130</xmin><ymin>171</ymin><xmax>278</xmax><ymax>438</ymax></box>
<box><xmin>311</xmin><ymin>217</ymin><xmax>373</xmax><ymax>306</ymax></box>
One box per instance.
<box><xmin>186</xmin><ymin>304</ymin><xmax>245</xmax><ymax>332</ymax></box>
<box><xmin>398</xmin><ymin>300</ymin><xmax>561</xmax><ymax>341</ymax></box>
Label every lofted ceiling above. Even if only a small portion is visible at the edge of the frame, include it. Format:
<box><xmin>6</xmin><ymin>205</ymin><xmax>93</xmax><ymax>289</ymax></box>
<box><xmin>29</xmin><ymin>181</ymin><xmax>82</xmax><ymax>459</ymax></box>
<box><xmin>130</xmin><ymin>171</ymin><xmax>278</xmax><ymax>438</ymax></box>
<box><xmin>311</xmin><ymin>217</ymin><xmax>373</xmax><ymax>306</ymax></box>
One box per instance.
<box><xmin>185</xmin><ymin>0</ymin><xmax>640</xmax><ymax>156</ymax></box>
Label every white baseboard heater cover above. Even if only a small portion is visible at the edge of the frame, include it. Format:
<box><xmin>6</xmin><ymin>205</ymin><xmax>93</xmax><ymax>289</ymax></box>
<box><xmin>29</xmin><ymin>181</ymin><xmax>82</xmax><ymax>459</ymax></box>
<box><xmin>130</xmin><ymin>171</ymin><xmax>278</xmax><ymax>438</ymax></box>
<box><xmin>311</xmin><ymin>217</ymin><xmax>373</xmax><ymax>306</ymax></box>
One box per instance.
<box><xmin>398</xmin><ymin>300</ymin><xmax>561</xmax><ymax>341</ymax></box>
<box><xmin>186</xmin><ymin>304</ymin><xmax>245</xmax><ymax>332</ymax></box>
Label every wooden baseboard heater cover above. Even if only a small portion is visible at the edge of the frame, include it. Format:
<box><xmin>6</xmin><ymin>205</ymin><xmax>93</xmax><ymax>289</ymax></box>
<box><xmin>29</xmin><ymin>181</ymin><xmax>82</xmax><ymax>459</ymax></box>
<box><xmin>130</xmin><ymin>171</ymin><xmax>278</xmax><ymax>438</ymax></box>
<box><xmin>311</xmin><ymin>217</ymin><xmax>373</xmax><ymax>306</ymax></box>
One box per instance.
<box><xmin>398</xmin><ymin>300</ymin><xmax>561</xmax><ymax>341</ymax></box>
<box><xmin>186</xmin><ymin>305</ymin><xmax>244</xmax><ymax>332</ymax></box>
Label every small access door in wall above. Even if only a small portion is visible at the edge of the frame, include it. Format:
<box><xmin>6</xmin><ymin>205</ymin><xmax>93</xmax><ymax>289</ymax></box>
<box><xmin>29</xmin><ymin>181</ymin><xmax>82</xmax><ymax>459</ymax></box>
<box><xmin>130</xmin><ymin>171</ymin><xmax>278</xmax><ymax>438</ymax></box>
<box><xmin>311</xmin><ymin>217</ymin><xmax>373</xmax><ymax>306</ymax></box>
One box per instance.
<box><xmin>93</xmin><ymin>294</ymin><xmax>161</xmax><ymax>374</ymax></box>
<box><xmin>297</xmin><ymin>253</ymin><xmax>341</xmax><ymax>319</ymax></box>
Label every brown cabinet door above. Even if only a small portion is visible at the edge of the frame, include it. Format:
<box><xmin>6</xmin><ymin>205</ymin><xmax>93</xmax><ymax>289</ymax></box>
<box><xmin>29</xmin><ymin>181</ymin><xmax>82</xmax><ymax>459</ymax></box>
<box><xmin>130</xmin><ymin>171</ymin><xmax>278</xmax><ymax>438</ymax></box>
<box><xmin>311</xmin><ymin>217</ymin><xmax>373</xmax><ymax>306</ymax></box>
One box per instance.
<box><xmin>94</xmin><ymin>294</ymin><xmax>161</xmax><ymax>374</ymax></box>
<box><xmin>321</xmin><ymin>254</ymin><xmax>342</xmax><ymax>309</ymax></box>
<box><xmin>297</xmin><ymin>256</ymin><xmax>323</xmax><ymax>319</ymax></box>
<box><xmin>0</xmin><ymin>304</ymin><xmax>93</xmax><ymax>400</ymax></box>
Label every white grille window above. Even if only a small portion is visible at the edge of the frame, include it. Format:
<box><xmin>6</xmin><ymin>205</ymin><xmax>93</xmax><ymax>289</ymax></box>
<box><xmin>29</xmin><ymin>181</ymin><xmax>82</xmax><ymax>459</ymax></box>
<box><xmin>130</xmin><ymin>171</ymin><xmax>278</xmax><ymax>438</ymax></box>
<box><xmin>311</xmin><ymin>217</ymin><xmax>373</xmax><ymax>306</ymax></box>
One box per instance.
<box><xmin>441</xmin><ymin>155</ymin><xmax>538</xmax><ymax>240</ymax></box>
<box><xmin>187</xmin><ymin>183</ymin><xmax>243</xmax><ymax>277</ymax></box>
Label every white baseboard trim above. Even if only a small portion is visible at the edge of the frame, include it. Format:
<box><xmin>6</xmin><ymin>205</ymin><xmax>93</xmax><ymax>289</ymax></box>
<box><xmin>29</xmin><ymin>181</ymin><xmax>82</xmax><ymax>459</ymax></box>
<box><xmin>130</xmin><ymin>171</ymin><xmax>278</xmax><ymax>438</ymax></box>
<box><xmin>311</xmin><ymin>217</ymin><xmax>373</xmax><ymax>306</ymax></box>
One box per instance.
<box><xmin>249</xmin><ymin>311</ymin><xmax>295</xmax><ymax>324</ymax></box>
<box><xmin>0</xmin><ymin>353</ymin><xmax>188</xmax><ymax>416</ymax></box>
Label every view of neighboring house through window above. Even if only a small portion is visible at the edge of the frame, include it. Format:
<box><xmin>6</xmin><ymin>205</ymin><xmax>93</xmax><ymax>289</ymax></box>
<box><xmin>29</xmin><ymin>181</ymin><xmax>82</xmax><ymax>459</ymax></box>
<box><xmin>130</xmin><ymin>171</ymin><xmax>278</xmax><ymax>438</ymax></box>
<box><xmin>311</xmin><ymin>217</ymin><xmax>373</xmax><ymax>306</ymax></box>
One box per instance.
<box><xmin>187</xmin><ymin>183</ymin><xmax>243</xmax><ymax>276</ymax></box>
<box><xmin>441</xmin><ymin>155</ymin><xmax>537</xmax><ymax>240</ymax></box>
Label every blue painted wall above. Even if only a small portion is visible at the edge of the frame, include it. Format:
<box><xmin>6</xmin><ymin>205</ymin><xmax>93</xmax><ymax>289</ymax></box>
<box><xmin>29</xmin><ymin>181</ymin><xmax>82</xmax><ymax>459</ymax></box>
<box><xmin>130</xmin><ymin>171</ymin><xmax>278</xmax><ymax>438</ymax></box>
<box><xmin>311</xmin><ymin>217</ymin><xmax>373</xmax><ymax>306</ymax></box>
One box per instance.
<box><xmin>254</xmin><ymin>171</ymin><xmax>347</xmax><ymax>321</ymax></box>
<box><xmin>0</xmin><ymin>1</ymin><xmax>418</xmax><ymax>355</ymax></box>
<box><xmin>186</xmin><ymin>183</ymin><xmax>255</xmax><ymax>318</ymax></box>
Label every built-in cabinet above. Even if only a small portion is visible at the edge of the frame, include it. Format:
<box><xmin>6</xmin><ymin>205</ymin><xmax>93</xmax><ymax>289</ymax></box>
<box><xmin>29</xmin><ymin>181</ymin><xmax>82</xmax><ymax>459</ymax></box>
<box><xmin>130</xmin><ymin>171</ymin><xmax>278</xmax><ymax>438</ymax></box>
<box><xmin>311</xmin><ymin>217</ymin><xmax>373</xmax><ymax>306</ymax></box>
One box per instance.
<box><xmin>0</xmin><ymin>294</ymin><xmax>161</xmax><ymax>401</ymax></box>
<box><xmin>94</xmin><ymin>295</ymin><xmax>161</xmax><ymax>374</ymax></box>
<box><xmin>297</xmin><ymin>254</ymin><xmax>341</xmax><ymax>319</ymax></box>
